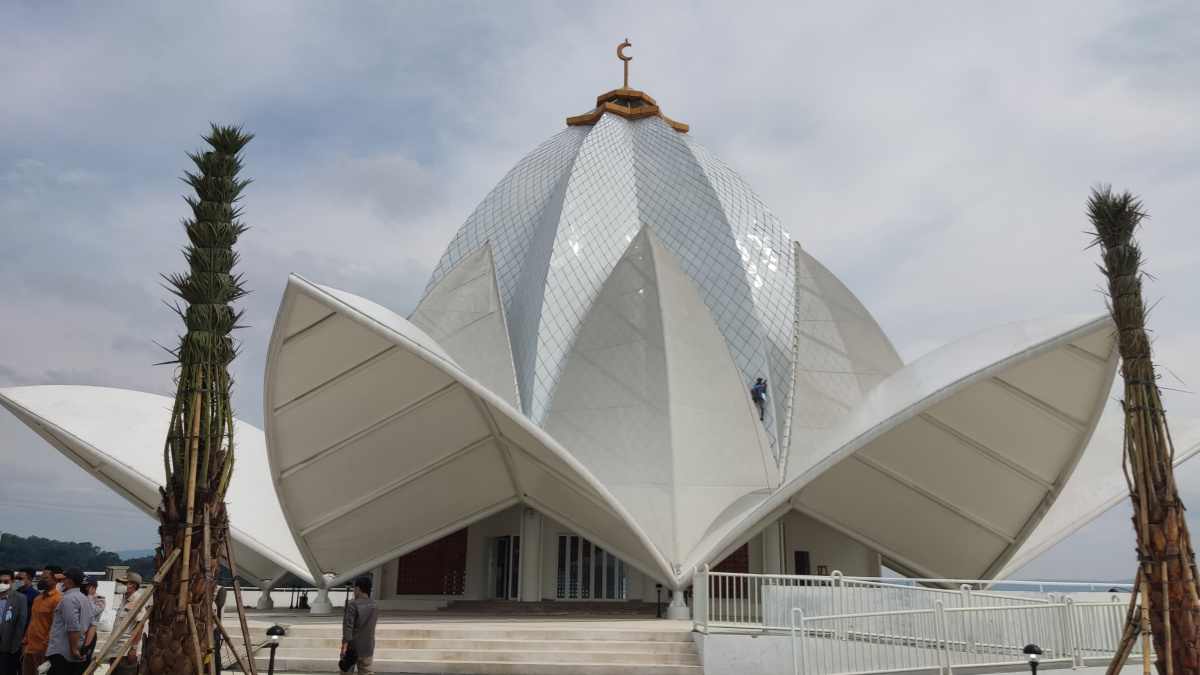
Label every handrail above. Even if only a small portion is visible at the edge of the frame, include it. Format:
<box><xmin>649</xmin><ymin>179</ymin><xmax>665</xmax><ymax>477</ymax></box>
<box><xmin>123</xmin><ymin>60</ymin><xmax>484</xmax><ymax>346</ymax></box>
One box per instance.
<box><xmin>789</xmin><ymin>597</ymin><xmax>1143</xmax><ymax>675</ymax></box>
<box><xmin>696</xmin><ymin>569</ymin><xmax>1133</xmax><ymax>635</ymax></box>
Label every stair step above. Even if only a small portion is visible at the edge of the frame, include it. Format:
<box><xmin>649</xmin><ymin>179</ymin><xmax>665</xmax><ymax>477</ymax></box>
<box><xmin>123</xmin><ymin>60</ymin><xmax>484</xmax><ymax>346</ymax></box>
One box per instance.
<box><xmin>264</xmin><ymin>647</ymin><xmax>700</xmax><ymax>665</ymax></box>
<box><xmin>254</xmin><ymin>656</ymin><xmax>703</xmax><ymax>674</ymax></box>
<box><xmin>236</xmin><ymin>637</ymin><xmax>697</xmax><ymax>652</ymax></box>
<box><xmin>258</xmin><ymin>626</ymin><xmax>692</xmax><ymax>642</ymax></box>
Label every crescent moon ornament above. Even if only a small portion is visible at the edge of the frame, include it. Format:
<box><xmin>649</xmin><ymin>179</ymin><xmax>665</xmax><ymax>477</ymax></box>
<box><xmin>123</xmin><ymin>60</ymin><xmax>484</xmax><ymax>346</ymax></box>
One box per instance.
<box><xmin>617</xmin><ymin>38</ymin><xmax>632</xmax><ymax>88</ymax></box>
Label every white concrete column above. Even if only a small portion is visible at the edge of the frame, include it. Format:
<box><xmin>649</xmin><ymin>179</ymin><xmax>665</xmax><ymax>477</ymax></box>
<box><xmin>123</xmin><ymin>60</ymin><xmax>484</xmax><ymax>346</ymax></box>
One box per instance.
<box><xmin>763</xmin><ymin>519</ymin><xmax>784</xmax><ymax>575</ymax></box>
<box><xmin>309</xmin><ymin>574</ymin><xmax>335</xmax><ymax>615</ymax></box>
<box><xmin>519</xmin><ymin>508</ymin><xmax>543</xmax><ymax>602</ymax></box>
<box><xmin>369</xmin><ymin>565</ymin><xmax>384</xmax><ymax>600</ymax></box>
<box><xmin>666</xmin><ymin>589</ymin><xmax>690</xmax><ymax>620</ymax></box>
<box><xmin>255</xmin><ymin>572</ymin><xmax>286</xmax><ymax>610</ymax></box>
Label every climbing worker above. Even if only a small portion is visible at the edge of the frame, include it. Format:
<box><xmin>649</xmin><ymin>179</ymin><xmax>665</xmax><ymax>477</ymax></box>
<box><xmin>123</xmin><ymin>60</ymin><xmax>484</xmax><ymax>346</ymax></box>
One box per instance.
<box><xmin>750</xmin><ymin>377</ymin><xmax>768</xmax><ymax>421</ymax></box>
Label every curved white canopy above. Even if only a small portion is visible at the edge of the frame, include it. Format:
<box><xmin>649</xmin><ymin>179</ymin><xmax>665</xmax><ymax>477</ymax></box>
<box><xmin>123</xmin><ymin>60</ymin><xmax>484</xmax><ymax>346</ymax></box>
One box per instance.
<box><xmin>686</xmin><ymin>314</ymin><xmax>1118</xmax><ymax>581</ymax></box>
<box><xmin>264</xmin><ymin>275</ymin><xmax>676</xmax><ymax>587</ymax></box>
<box><xmin>996</xmin><ymin>399</ymin><xmax>1200</xmax><ymax>578</ymax></box>
<box><xmin>0</xmin><ymin>385</ymin><xmax>309</xmax><ymax>583</ymax></box>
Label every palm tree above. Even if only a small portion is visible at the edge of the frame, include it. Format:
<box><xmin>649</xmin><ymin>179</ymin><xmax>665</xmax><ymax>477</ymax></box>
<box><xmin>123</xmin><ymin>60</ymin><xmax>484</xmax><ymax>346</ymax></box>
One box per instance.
<box><xmin>144</xmin><ymin>125</ymin><xmax>252</xmax><ymax>675</ymax></box>
<box><xmin>1090</xmin><ymin>186</ymin><xmax>1200</xmax><ymax>675</ymax></box>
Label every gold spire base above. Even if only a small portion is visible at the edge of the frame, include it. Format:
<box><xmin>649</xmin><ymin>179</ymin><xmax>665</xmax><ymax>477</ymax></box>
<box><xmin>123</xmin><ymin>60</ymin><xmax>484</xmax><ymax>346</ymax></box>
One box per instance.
<box><xmin>566</xmin><ymin>87</ymin><xmax>689</xmax><ymax>133</ymax></box>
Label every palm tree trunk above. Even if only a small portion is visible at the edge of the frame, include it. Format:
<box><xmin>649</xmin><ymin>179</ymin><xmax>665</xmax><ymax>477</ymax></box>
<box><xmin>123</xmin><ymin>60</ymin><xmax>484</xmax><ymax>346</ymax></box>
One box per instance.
<box><xmin>146</xmin><ymin>126</ymin><xmax>252</xmax><ymax>675</ymax></box>
<box><xmin>1090</xmin><ymin>186</ymin><xmax>1200</xmax><ymax>675</ymax></box>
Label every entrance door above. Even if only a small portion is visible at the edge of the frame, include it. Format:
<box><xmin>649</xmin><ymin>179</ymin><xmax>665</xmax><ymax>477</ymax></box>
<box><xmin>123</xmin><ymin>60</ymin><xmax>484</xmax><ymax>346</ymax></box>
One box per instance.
<box><xmin>490</xmin><ymin>535</ymin><xmax>520</xmax><ymax>600</ymax></box>
<box><xmin>556</xmin><ymin>534</ymin><xmax>627</xmax><ymax>600</ymax></box>
<box><xmin>794</xmin><ymin>550</ymin><xmax>811</xmax><ymax>576</ymax></box>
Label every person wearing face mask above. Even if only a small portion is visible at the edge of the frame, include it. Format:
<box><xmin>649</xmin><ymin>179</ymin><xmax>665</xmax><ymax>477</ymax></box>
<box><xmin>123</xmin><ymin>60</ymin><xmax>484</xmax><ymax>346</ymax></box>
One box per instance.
<box><xmin>20</xmin><ymin>566</ymin><xmax>62</xmax><ymax>675</ymax></box>
<box><xmin>0</xmin><ymin>570</ymin><xmax>30</xmax><ymax>675</ymax></box>
<box><xmin>13</xmin><ymin>572</ymin><xmax>37</xmax><ymax>620</ymax></box>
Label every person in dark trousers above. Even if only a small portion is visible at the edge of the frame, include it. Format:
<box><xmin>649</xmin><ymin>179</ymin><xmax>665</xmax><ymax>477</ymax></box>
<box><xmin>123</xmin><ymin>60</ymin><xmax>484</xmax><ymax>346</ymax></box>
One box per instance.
<box><xmin>45</xmin><ymin>568</ymin><xmax>92</xmax><ymax>675</ymax></box>
<box><xmin>750</xmin><ymin>377</ymin><xmax>768</xmax><ymax>421</ymax></box>
<box><xmin>0</xmin><ymin>569</ymin><xmax>30</xmax><ymax>675</ymax></box>
<box><xmin>340</xmin><ymin>576</ymin><xmax>377</xmax><ymax>674</ymax></box>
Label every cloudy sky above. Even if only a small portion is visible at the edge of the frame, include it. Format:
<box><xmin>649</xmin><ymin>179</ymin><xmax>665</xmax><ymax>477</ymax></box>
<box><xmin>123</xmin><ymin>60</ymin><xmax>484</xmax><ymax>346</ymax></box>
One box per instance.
<box><xmin>2</xmin><ymin>2</ymin><xmax>1198</xmax><ymax>578</ymax></box>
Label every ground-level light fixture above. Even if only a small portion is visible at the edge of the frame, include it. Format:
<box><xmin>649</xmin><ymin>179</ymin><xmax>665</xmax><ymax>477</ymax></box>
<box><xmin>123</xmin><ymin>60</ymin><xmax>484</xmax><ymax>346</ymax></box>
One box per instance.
<box><xmin>266</xmin><ymin>624</ymin><xmax>287</xmax><ymax>675</ymax></box>
<box><xmin>1023</xmin><ymin>643</ymin><xmax>1043</xmax><ymax>675</ymax></box>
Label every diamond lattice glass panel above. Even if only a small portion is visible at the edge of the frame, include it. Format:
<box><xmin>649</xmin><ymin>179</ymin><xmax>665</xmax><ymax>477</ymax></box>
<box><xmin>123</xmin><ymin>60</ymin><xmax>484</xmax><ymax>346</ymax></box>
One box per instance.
<box><xmin>528</xmin><ymin>115</ymin><xmax>640</xmax><ymax>421</ymax></box>
<box><xmin>426</xmin><ymin>127</ymin><xmax>588</xmax><ymax>310</ymax></box>
<box><xmin>684</xmin><ymin>133</ymin><xmax>796</xmax><ymax>445</ymax></box>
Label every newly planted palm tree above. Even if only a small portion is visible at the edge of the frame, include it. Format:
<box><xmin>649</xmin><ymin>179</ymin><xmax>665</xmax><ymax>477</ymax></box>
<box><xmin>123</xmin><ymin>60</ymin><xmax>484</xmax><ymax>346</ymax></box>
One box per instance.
<box><xmin>1090</xmin><ymin>186</ymin><xmax>1200</xmax><ymax>675</ymax></box>
<box><xmin>145</xmin><ymin>125</ymin><xmax>252</xmax><ymax>675</ymax></box>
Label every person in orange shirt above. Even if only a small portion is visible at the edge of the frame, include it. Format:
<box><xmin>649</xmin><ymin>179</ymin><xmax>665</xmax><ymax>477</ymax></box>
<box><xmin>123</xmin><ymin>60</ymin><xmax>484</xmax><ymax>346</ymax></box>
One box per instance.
<box><xmin>20</xmin><ymin>566</ymin><xmax>62</xmax><ymax>675</ymax></box>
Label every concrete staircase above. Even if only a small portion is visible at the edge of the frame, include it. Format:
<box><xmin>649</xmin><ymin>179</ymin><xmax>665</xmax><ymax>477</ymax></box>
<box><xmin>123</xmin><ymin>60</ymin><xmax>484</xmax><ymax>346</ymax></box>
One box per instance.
<box><xmin>441</xmin><ymin>600</ymin><xmax>659</xmax><ymax>616</ymax></box>
<box><xmin>245</xmin><ymin>623</ymin><xmax>702</xmax><ymax>674</ymax></box>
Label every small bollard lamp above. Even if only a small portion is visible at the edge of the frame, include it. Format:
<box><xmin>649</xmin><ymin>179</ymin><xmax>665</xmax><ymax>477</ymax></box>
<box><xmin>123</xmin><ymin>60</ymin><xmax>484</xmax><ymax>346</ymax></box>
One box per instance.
<box><xmin>266</xmin><ymin>624</ymin><xmax>287</xmax><ymax>675</ymax></box>
<box><xmin>1023</xmin><ymin>643</ymin><xmax>1043</xmax><ymax>675</ymax></box>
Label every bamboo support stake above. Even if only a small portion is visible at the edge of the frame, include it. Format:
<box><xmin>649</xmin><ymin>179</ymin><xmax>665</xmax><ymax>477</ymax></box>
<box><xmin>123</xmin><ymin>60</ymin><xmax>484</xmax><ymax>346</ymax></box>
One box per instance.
<box><xmin>213</xmin><ymin>607</ymin><xmax>256</xmax><ymax>675</ymax></box>
<box><xmin>1141</xmin><ymin>568</ymin><xmax>1154</xmax><ymax>675</ymax></box>
<box><xmin>1107</xmin><ymin>568</ymin><xmax>1144</xmax><ymax>675</ymax></box>
<box><xmin>179</xmin><ymin>370</ymin><xmax>204</xmax><ymax>610</ymax></box>
<box><xmin>204</xmin><ymin>510</ymin><xmax>216</xmax><ymax>675</ymax></box>
<box><xmin>1162</xmin><ymin>560</ymin><xmax>1174</xmax><ymax>675</ymax></box>
<box><xmin>84</xmin><ymin>614</ymin><xmax>149</xmax><ymax>675</ymax></box>
<box><xmin>82</xmin><ymin>548</ymin><xmax>182</xmax><ymax>675</ymax></box>
<box><xmin>224</xmin><ymin>534</ymin><xmax>259</xmax><ymax>675</ymax></box>
<box><xmin>186</xmin><ymin>605</ymin><xmax>206</xmax><ymax>675</ymax></box>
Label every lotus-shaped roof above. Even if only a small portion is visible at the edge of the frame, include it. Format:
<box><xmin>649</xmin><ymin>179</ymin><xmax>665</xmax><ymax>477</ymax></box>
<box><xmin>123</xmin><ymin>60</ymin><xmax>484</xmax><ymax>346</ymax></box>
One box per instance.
<box><xmin>0</xmin><ymin>86</ymin><xmax>1147</xmax><ymax>589</ymax></box>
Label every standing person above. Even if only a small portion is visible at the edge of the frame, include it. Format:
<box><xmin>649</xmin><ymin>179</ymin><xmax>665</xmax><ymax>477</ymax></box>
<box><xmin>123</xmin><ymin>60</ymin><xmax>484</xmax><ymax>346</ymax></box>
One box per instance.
<box><xmin>21</xmin><ymin>566</ymin><xmax>62</xmax><ymax>675</ymax></box>
<box><xmin>106</xmin><ymin>572</ymin><xmax>149</xmax><ymax>675</ymax></box>
<box><xmin>340</xmin><ymin>576</ymin><xmax>377</xmax><ymax>675</ymax></box>
<box><xmin>0</xmin><ymin>570</ymin><xmax>29</xmax><ymax>675</ymax></box>
<box><xmin>77</xmin><ymin>581</ymin><xmax>103</xmax><ymax>665</ymax></box>
<box><xmin>13</xmin><ymin>571</ymin><xmax>37</xmax><ymax>618</ymax></box>
<box><xmin>44</xmin><ymin>568</ymin><xmax>92</xmax><ymax>675</ymax></box>
<box><xmin>750</xmin><ymin>377</ymin><xmax>768</xmax><ymax>421</ymax></box>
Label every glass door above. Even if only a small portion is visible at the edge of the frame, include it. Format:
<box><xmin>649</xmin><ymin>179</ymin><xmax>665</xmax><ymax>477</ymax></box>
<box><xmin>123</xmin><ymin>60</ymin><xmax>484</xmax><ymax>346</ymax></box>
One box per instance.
<box><xmin>490</xmin><ymin>535</ymin><xmax>520</xmax><ymax>600</ymax></box>
<box><xmin>556</xmin><ymin>534</ymin><xmax>627</xmax><ymax>600</ymax></box>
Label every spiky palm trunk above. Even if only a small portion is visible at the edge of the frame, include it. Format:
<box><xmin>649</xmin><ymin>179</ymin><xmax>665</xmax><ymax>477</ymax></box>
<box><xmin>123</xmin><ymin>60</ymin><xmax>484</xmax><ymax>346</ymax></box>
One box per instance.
<box><xmin>145</xmin><ymin>126</ymin><xmax>252</xmax><ymax>675</ymax></box>
<box><xmin>1090</xmin><ymin>186</ymin><xmax>1200</xmax><ymax>675</ymax></box>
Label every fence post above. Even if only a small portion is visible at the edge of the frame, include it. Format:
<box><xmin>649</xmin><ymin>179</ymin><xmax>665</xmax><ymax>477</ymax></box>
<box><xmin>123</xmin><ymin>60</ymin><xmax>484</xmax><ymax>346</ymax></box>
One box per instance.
<box><xmin>696</xmin><ymin>565</ymin><xmax>709</xmax><ymax>633</ymax></box>
<box><xmin>791</xmin><ymin>608</ymin><xmax>806</xmax><ymax>675</ymax></box>
<box><xmin>935</xmin><ymin>601</ymin><xmax>952</xmax><ymax>675</ymax></box>
<box><xmin>960</xmin><ymin>584</ymin><xmax>976</xmax><ymax>654</ymax></box>
<box><xmin>1063</xmin><ymin>597</ymin><xmax>1079</xmax><ymax>668</ymax></box>
<box><xmin>831</xmin><ymin>571</ymin><xmax>844</xmax><ymax>638</ymax></box>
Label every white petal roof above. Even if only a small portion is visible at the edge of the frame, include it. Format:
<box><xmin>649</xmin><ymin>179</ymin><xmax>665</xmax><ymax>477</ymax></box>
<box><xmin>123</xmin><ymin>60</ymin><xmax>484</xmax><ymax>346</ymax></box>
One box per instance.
<box><xmin>690</xmin><ymin>314</ymin><xmax>1117</xmax><ymax>581</ymax></box>
<box><xmin>264</xmin><ymin>275</ymin><xmax>674</xmax><ymax>586</ymax></box>
<box><xmin>0</xmin><ymin>386</ymin><xmax>309</xmax><ymax>583</ymax></box>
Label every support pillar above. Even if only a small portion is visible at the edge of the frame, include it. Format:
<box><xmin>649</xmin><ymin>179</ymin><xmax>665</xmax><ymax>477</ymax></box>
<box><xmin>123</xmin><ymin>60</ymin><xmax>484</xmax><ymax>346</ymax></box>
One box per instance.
<box><xmin>370</xmin><ymin>565</ymin><xmax>384</xmax><ymax>601</ymax></box>
<box><xmin>519</xmin><ymin>508</ymin><xmax>543</xmax><ymax>602</ymax></box>
<box><xmin>309</xmin><ymin>574</ymin><xmax>335</xmax><ymax>615</ymax></box>
<box><xmin>255</xmin><ymin>572</ymin><xmax>286</xmax><ymax>610</ymax></box>
<box><xmin>666</xmin><ymin>589</ymin><xmax>690</xmax><ymax>620</ymax></box>
<box><xmin>763</xmin><ymin>518</ymin><xmax>785</xmax><ymax>574</ymax></box>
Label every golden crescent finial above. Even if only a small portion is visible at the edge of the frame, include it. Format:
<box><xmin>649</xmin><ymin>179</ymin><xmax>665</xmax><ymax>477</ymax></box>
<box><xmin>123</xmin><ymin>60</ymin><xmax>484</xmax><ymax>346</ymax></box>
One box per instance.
<box><xmin>617</xmin><ymin>38</ymin><xmax>632</xmax><ymax>88</ymax></box>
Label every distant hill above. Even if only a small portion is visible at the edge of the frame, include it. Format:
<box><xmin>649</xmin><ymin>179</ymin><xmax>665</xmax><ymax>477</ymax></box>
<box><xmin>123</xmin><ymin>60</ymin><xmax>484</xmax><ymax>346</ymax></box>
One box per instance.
<box><xmin>0</xmin><ymin>532</ymin><xmax>153</xmax><ymax>576</ymax></box>
<box><xmin>115</xmin><ymin>548</ymin><xmax>155</xmax><ymax>559</ymax></box>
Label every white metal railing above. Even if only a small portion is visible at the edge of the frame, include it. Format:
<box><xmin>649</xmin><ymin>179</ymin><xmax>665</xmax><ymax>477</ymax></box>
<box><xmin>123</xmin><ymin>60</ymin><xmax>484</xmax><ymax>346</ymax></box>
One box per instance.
<box><xmin>788</xmin><ymin>598</ymin><xmax>1145</xmax><ymax>675</ymax></box>
<box><xmin>693</xmin><ymin>568</ymin><xmax>1132</xmax><ymax>634</ymax></box>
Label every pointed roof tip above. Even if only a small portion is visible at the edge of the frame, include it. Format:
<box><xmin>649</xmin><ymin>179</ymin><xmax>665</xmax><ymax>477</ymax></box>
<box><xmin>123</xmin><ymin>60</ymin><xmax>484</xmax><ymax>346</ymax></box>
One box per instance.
<box><xmin>566</xmin><ymin>39</ymin><xmax>689</xmax><ymax>133</ymax></box>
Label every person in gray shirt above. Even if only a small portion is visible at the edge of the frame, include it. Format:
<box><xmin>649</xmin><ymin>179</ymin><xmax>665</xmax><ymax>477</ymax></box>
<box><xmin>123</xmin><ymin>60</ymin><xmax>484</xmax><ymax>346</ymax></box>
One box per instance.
<box><xmin>340</xmin><ymin>576</ymin><xmax>378</xmax><ymax>674</ymax></box>
<box><xmin>45</xmin><ymin>568</ymin><xmax>92</xmax><ymax>675</ymax></box>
